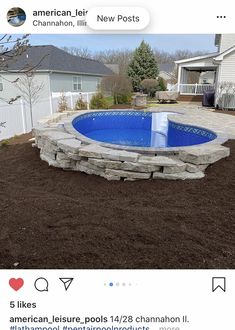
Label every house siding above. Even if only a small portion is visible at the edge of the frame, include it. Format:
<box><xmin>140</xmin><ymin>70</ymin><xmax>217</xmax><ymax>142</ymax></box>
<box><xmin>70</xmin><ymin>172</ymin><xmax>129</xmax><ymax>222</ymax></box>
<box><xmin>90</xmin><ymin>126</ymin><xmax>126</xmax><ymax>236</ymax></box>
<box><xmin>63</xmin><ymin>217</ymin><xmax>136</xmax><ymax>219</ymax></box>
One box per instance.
<box><xmin>0</xmin><ymin>72</ymin><xmax>50</xmax><ymax>101</ymax></box>
<box><xmin>218</xmin><ymin>51</ymin><xmax>235</xmax><ymax>83</ymax></box>
<box><xmin>219</xmin><ymin>34</ymin><xmax>235</xmax><ymax>53</ymax></box>
<box><xmin>50</xmin><ymin>73</ymin><xmax>101</xmax><ymax>93</ymax></box>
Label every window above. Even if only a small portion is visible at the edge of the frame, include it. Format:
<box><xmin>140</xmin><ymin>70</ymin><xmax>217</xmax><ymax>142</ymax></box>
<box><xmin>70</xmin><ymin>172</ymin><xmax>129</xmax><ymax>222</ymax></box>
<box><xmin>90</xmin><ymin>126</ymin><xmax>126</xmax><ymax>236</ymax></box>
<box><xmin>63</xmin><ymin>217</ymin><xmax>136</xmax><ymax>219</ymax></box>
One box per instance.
<box><xmin>0</xmin><ymin>76</ymin><xmax>3</xmax><ymax>91</ymax></box>
<box><xmin>73</xmin><ymin>76</ymin><xmax>82</xmax><ymax>91</ymax></box>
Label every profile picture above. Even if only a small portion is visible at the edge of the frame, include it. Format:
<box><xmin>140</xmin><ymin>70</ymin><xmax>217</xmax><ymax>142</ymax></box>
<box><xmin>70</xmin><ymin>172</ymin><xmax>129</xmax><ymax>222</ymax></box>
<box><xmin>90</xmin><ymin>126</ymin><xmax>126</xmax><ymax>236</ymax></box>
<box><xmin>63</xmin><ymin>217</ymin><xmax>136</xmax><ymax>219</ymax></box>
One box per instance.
<box><xmin>7</xmin><ymin>7</ymin><xmax>26</xmax><ymax>27</ymax></box>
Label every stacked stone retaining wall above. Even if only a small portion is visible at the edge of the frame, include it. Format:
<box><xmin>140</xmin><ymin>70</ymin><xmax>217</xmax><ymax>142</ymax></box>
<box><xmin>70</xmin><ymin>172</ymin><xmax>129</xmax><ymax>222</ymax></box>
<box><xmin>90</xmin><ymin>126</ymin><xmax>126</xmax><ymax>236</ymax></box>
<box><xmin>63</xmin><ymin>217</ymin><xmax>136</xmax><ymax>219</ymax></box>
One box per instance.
<box><xmin>33</xmin><ymin>111</ymin><xmax>230</xmax><ymax>181</ymax></box>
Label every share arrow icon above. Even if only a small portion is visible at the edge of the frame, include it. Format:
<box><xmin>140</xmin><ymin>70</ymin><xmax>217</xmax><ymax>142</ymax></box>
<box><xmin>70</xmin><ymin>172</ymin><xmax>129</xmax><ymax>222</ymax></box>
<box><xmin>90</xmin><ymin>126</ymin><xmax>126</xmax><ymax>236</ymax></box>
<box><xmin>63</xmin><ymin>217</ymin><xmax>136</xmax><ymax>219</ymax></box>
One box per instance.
<box><xmin>59</xmin><ymin>278</ymin><xmax>74</xmax><ymax>291</ymax></box>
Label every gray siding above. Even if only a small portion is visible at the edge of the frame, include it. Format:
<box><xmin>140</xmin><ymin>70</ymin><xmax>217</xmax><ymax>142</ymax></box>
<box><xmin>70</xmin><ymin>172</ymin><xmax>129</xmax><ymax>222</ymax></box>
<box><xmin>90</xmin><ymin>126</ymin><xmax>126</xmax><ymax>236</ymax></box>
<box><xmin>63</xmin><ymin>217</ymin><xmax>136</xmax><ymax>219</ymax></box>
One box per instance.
<box><xmin>0</xmin><ymin>72</ymin><xmax>50</xmax><ymax>101</ymax></box>
<box><xmin>220</xmin><ymin>34</ymin><xmax>235</xmax><ymax>52</ymax></box>
<box><xmin>50</xmin><ymin>73</ymin><xmax>101</xmax><ymax>93</ymax></box>
<box><xmin>218</xmin><ymin>50</ymin><xmax>235</xmax><ymax>83</ymax></box>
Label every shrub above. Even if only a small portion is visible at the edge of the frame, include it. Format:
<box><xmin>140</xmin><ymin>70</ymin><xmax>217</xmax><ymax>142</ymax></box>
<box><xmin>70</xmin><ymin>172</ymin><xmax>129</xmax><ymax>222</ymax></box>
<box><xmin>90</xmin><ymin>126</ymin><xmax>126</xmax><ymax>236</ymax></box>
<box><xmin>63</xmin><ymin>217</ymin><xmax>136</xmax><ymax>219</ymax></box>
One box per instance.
<box><xmin>140</xmin><ymin>79</ymin><xmax>159</xmax><ymax>97</ymax></box>
<box><xmin>74</xmin><ymin>96</ymin><xmax>88</xmax><ymax>110</ymax></box>
<box><xmin>101</xmin><ymin>75</ymin><xmax>132</xmax><ymax>104</ymax></box>
<box><xmin>58</xmin><ymin>92</ymin><xmax>69</xmax><ymax>112</ymax></box>
<box><xmin>0</xmin><ymin>140</ymin><xmax>9</xmax><ymax>147</ymax></box>
<box><xmin>90</xmin><ymin>92</ymin><xmax>109</xmax><ymax>109</ymax></box>
<box><xmin>157</xmin><ymin>77</ymin><xmax>167</xmax><ymax>91</ymax></box>
<box><xmin>116</xmin><ymin>94</ymin><xmax>132</xmax><ymax>104</ymax></box>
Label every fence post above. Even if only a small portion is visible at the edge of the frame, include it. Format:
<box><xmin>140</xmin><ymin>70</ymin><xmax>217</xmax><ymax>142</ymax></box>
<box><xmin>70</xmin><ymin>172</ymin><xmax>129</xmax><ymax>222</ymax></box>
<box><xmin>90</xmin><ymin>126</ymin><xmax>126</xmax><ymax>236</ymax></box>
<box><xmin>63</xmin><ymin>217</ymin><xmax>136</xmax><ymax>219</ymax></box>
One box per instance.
<box><xmin>49</xmin><ymin>93</ymin><xmax>53</xmax><ymax>115</ymax></box>
<box><xmin>20</xmin><ymin>99</ymin><xmax>27</xmax><ymax>133</ymax></box>
<box><xmin>195</xmin><ymin>83</ymin><xmax>198</xmax><ymax>95</ymax></box>
<box><xmin>86</xmin><ymin>93</ymin><xmax>90</xmax><ymax>110</ymax></box>
<box><xmin>70</xmin><ymin>93</ymin><xmax>73</xmax><ymax>109</ymax></box>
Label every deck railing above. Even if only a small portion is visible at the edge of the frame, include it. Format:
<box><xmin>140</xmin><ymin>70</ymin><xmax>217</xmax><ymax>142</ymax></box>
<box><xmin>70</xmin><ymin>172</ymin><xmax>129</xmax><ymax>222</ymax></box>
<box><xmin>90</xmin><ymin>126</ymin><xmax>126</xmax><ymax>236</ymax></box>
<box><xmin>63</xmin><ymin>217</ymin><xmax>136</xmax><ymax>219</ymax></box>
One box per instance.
<box><xmin>170</xmin><ymin>83</ymin><xmax>214</xmax><ymax>95</ymax></box>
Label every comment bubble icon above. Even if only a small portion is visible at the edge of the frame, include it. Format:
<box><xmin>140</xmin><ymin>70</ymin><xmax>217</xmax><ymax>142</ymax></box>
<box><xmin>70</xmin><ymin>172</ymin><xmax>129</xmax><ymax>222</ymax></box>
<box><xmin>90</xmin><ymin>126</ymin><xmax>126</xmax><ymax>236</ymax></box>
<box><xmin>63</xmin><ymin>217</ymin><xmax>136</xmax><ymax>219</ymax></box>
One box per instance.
<box><xmin>34</xmin><ymin>277</ymin><xmax>49</xmax><ymax>292</ymax></box>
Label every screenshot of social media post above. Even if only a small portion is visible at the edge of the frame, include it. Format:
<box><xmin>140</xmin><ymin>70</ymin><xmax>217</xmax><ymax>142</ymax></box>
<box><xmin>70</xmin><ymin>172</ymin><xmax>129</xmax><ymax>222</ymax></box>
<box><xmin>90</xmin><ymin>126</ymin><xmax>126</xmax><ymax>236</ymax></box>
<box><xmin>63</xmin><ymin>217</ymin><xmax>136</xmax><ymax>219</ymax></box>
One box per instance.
<box><xmin>0</xmin><ymin>0</ymin><xmax>234</xmax><ymax>329</ymax></box>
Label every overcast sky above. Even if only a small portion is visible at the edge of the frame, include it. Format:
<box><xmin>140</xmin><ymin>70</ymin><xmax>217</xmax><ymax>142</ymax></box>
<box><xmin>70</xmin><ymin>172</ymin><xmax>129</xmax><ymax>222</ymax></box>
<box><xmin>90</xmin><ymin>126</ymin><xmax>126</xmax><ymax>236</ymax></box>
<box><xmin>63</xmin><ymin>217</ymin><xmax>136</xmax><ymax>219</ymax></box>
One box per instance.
<box><xmin>27</xmin><ymin>34</ymin><xmax>217</xmax><ymax>54</ymax></box>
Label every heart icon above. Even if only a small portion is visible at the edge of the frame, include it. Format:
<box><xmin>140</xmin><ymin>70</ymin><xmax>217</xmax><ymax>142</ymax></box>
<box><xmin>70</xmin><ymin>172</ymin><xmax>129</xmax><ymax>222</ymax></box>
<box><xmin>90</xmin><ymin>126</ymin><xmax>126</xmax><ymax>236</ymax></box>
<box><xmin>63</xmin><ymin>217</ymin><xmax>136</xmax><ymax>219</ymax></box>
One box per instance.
<box><xmin>9</xmin><ymin>278</ymin><xmax>24</xmax><ymax>291</ymax></box>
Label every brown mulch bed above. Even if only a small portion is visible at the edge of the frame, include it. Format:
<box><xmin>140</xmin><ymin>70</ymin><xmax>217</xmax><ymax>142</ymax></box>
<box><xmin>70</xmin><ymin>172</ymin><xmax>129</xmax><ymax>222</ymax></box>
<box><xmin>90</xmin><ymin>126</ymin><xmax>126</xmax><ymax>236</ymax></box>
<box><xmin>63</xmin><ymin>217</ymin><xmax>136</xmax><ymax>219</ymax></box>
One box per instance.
<box><xmin>0</xmin><ymin>135</ymin><xmax>234</xmax><ymax>269</ymax></box>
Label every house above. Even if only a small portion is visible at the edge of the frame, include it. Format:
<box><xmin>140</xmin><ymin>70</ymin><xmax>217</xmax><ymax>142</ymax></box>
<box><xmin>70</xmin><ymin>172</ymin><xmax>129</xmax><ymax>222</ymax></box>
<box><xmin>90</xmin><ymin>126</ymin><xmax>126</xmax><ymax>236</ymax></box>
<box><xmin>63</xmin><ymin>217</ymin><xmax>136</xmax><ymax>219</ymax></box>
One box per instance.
<box><xmin>159</xmin><ymin>63</ymin><xmax>176</xmax><ymax>90</ymax></box>
<box><xmin>174</xmin><ymin>34</ymin><xmax>235</xmax><ymax>106</ymax></box>
<box><xmin>159</xmin><ymin>63</ymin><xmax>175</xmax><ymax>82</ymax></box>
<box><xmin>0</xmin><ymin>45</ymin><xmax>113</xmax><ymax>102</ymax></box>
<box><xmin>105</xmin><ymin>64</ymin><xmax>120</xmax><ymax>74</ymax></box>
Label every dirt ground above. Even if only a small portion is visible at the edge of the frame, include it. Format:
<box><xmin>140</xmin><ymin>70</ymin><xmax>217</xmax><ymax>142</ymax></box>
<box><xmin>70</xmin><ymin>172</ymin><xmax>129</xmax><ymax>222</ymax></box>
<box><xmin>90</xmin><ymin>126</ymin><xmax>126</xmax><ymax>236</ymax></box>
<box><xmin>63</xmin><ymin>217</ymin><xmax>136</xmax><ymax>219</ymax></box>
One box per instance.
<box><xmin>0</xmin><ymin>133</ymin><xmax>234</xmax><ymax>269</ymax></box>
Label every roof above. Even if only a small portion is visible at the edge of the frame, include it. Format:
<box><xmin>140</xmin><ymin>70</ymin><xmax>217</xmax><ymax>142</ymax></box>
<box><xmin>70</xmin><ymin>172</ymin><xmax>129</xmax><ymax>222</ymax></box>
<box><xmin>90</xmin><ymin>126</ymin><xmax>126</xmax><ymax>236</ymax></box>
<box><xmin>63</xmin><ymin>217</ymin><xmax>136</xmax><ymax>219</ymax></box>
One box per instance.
<box><xmin>105</xmin><ymin>64</ymin><xmax>119</xmax><ymax>74</ymax></box>
<box><xmin>1</xmin><ymin>45</ymin><xmax>114</xmax><ymax>76</ymax></box>
<box><xmin>159</xmin><ymin>63</ymin><xmax>174</xmax><ymax>73</ymax></box>
<box><xmin>214</xmin><ymin>45</ymin><xmax>235</xmax><ymax>61</ymax></box>
<box><xmin>175</xmin><ymin>52</ymin><xmax>219</xmax><ymax>65</ymax></box>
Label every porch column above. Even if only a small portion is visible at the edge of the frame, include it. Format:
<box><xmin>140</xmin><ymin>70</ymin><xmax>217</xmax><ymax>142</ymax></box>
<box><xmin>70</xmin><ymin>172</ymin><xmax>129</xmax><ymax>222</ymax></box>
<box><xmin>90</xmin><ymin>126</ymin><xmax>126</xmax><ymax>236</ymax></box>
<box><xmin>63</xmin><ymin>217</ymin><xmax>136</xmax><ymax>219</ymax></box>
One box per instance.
<box><xmin>177</xmin><ymin>65</ymin><xmax>182</xmax><ymax>92</ymax></box>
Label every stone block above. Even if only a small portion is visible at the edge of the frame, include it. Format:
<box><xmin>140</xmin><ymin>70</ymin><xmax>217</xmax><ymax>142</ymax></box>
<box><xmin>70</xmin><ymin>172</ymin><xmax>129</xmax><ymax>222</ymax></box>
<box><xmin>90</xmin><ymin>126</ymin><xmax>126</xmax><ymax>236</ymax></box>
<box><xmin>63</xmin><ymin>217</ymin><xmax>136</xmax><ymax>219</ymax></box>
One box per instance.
<box><xmin>43</xmin><ymin>141</ymin><xmax>59</xmax><ymax>153</ymax></box>
<box><xmin>57</xmin><ymin>139</ymin><xmax>81</xmax><ymax>154</ymax></box>
<box><xmin>88</xmin><ymin>158</ymin><xmax>122</xmax><ymax>169</ymax></box>
<box><xmin>80</xmin><ymin>160</ymin><xmax>103</xmax><ymax>172</ymax></box>
<box><xmin>179</xmin><ymin>145</ymin><xmax>230</xmax><ymax>165</ymax></box>
<box><xmin>76</xmin><ymin>164</ymin><xmax>104</xmax><ymax>176</ymax></box>
<box><xmin>67</xmin><ymin>152</ymin><xmax>82</xmax><ymax>161</ymax></box>
<box><xmin>102</xmin><ymin>149</ymin><xmax>139</xmax><ymax>162</ymax></box>
<box><xmin>33</xmin><ymin>127</ymin><xmax>59</xmax><ymax>137</ymax></box>
<box><xmin>56</xmin><ymin>152</ymin><xmax>70</xmax><ymax>161</ymax></box>
<box><xmin>57</xmin><ymin>159</ymin><xmax>76</xmax><ymax>169</ymax></box>
<box><xmin>105</xmin><ymin>169</ymin><xmax>151</xmax><ymax>180</ymax></box>
<box><xmin>101</xmin><ymin>174</ymin><xmax>121</xmax><ymax>181</ymax></box>
<box><xmin>153</xmin><ymin>171</ymin><xmax>205</xmax><ymax>180</ymax></box>
<box><xmin>138</xmin><ymin>155</ymin><xmax>179</xmax><ymax>166</ymax></box>
<box><xmin>78</xmin><ymin>144</ymin><xmax>106</xmax><ymax>159</ymax></box>
<box><xmin>36</xmin><ymin>139</ymin><xmax>45</xmax><ymax>149</ymax></box>
<box><xmin>42</xmin><ymin>131</ymin><xmax>74</xmax><ymax>142</ymax></box>
<box><xmin>186</xmin><ymin>163</ymin><xmax>209</xmax><ymax>173</ymax></box>
<box><xmin>79</xmin><ymin>144</ymin><xmax>139</xmax><ymax>162</ymax></box>
<box><xmin>40</xmin><ymin>150</ymin><xmax>56</xmax><ymax>161</ymax></box>
<box><xmin>163</xmin><ymin>159</ymin><xmax>186</xmax><ymax>174</ymax></box>
<box><xmin>40</xmin><ymin>153</ymin><xmax>58</xmax><ymax>167</ymax></box>
<box><xmin>120</xmin><ymin>161</ymin><xmax>161</xmax><ymax>173</ymax></box>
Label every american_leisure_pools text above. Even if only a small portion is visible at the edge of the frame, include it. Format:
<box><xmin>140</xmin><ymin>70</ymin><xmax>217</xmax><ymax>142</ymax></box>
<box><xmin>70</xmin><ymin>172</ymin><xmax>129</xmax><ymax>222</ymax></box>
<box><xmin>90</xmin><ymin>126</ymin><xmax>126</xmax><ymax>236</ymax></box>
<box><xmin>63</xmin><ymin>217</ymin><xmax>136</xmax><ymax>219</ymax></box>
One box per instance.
<box><xmin>10</xmin><ymin>314</ymin><xmax>188</xmax><ymax>323</ymax></box>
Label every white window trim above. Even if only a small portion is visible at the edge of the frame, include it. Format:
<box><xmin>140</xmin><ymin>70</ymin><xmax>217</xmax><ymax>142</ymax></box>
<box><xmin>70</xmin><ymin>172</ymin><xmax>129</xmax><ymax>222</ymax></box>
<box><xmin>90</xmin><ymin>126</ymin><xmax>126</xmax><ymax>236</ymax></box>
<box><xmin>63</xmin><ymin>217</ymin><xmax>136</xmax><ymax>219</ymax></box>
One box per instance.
<box><xmin>72</xmin><ymin>76</ymin><xmax>82</xmax><ymax>92</ymax></box>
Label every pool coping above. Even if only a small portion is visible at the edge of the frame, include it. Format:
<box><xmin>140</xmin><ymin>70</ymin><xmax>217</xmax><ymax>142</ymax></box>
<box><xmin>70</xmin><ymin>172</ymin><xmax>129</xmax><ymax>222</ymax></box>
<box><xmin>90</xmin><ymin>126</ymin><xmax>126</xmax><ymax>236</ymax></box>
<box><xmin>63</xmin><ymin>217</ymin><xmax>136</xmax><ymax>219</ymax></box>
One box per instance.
<box><xmin>63</xmin><ymin>109</ymin><xmax>229</xmax><ymax>154</ymax></box>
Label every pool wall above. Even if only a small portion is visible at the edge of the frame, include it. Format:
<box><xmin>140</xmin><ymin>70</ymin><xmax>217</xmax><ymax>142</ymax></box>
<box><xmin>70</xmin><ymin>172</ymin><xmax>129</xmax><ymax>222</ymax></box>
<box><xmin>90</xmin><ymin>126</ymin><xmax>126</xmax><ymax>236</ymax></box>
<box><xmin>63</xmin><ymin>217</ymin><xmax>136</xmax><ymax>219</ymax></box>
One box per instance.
<box><xmin>33</xmin><ymin>110</ymin><xmax>230</xmax><ymax>181</ymax></box>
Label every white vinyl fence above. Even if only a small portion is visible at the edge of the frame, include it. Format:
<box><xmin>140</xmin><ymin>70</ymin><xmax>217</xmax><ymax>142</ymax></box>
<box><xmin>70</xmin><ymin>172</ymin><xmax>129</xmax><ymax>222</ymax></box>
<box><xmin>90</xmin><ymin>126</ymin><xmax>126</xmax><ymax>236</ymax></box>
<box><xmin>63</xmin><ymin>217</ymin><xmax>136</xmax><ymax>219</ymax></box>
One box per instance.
<box><xmin>0</xmin><ymin>92</ymin><xmax>96</xmax><ymax>141</ymax></box>
<box><xmin>51</xmin><ymin>91</ymin><xmax>96</xmax><ymax>110</ymax></box>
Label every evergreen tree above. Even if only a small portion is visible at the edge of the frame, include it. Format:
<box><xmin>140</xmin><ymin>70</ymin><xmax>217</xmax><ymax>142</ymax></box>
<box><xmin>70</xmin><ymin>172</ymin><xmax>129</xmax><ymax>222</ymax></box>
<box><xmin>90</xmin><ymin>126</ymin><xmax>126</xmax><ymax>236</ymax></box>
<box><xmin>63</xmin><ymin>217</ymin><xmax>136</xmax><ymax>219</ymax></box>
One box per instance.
<box><xmin>127</xmin><ymin>41</ymin><xmax>159</xmax><ymax>91</ymax></box>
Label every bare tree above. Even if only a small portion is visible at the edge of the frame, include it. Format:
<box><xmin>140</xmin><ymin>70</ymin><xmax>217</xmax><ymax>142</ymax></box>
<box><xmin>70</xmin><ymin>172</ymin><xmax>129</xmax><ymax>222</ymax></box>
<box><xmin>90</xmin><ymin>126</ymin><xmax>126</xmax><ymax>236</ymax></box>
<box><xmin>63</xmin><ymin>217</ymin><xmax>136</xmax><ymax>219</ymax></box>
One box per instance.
<box><xmin>61</xmin><ymin>44</ymin><xmax>211</xmax><ymax>78</ymax></box>
<box><xmin>15</xmin><ymin>72</ymin><xmax>44</xmax><ymax>127</ymax></box>
<box><xmin>101</xmin><ymin>75</ymin><xmax>132</xmax><ymax>104</ymax></box>
<box><xmin>61</xmin><ymin>46</ymin><xmax>92</xmax><ymax>59</ymax></box>
<box><xmin>0</xmin><ymin>34</ymin><xmax>29</xmax><ymax>103</ymax></box>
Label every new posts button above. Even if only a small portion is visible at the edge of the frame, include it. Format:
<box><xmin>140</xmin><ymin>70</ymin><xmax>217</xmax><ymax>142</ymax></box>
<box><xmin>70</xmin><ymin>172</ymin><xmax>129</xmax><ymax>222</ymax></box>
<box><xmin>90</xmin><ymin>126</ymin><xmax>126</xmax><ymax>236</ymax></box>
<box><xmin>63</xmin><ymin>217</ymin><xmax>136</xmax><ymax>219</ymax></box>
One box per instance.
<box><xmin>86</xmin><ymin>7</ymin><xmax>150</xmax><ymax>30</ymax></box>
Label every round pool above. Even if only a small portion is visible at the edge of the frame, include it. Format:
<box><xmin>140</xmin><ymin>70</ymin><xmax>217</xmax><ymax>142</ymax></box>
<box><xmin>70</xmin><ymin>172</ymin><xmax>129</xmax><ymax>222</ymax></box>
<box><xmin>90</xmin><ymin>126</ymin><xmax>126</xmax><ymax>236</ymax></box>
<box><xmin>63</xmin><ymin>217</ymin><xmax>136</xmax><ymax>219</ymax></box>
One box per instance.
<box><xmin>72</xmin><ymin>111</ymin><xmax>217</xmax><ymax>148</ymax></box>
